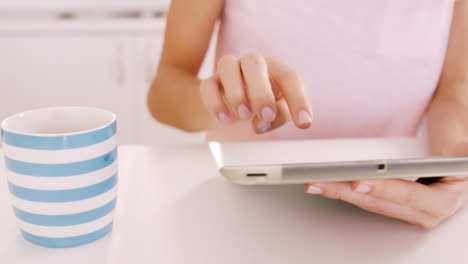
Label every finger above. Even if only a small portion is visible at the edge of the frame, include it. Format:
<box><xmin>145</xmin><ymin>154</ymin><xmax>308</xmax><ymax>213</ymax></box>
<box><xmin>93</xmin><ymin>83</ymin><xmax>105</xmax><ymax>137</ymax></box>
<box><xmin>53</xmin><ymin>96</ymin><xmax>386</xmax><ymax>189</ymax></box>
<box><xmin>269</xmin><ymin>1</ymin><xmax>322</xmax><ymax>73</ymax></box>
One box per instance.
<box><xmin>432</xmin><ymin>140</ymin><xmax>468</xmax><ymax>157</ymax></box>
<box><xmin>435</xmin><ymin>141</ymin><xmax>468</xmax><ymax>182</ymax></box>
<box><xmin>252</xmin><ymin>99</ymin><xmax>291</xmax><ymax>134</ymax></box>
<box><xmin>217</xmin><ymin>55</ymin><xmax>252</xmax><ymax>120</ymax></box>
<box><xmin>430</xmin><ymin>180</ymin><xmax>468</xmax><ymax>208</ymax></box>
<box><xmin>350</xmin><ymin>179</ymin><xmax>459</xmax><ymax>219</ymax></box>
<box><xmin>305</xmin><ymin>182</ymin><xmax>440</xmax><ymax>228</ymax></box>
<box><xmin>239</xmin><ymin>54</ymin><xmax>277</xmax><ymax>123</ymax></box>
<box><xmin>265</xmin><ymin>56</ymin><xmax>313</xmax><ymax>129</ymax></box>
<box><xmin>200</xmin><ymin>75</ymin><xmax>231</xmax><ymax>123</ymax></box>
<box><xmin>429</xmin><ymin>141</ymin><xmax>468</xmax><ymax>183</ymax></box>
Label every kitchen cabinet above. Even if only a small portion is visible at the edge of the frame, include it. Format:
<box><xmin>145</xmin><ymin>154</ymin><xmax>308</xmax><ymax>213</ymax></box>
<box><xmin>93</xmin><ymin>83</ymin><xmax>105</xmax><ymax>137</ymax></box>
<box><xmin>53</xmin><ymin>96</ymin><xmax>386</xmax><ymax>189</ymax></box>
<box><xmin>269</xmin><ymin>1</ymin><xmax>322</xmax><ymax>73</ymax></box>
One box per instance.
<box><xmin>0</xmin><ymin>33</ymin><xmax>137</xmax><ymax>143</ymax></box>
<box><xmin>0</xmin><ymin>0</ymin><xmax>170</xmax><ymax>14</ymax></box>
<box><xmin>0</xmin><ymin>18</ymin><xmax>214</xmax><ymax>144</ymax></box>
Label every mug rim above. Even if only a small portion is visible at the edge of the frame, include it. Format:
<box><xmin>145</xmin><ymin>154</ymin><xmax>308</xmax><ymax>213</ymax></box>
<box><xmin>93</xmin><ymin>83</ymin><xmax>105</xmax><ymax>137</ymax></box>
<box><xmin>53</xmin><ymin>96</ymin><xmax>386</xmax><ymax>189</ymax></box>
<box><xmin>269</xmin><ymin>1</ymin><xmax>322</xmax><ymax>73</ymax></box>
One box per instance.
<box><xmin>1</xmin><ymin>106</ymin><xmax>116</xmax><ymax>137</ymax></box>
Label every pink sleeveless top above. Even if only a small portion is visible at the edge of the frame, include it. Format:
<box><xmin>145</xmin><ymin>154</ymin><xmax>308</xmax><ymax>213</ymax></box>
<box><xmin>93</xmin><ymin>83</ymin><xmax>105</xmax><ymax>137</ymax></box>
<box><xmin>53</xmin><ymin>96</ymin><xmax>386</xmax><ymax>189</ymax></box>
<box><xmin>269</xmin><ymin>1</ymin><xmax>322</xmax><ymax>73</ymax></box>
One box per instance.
<box><xmin>206</xmin><ymin>0</ymin><xmax>455</xmax><ymax>142</ymax></box>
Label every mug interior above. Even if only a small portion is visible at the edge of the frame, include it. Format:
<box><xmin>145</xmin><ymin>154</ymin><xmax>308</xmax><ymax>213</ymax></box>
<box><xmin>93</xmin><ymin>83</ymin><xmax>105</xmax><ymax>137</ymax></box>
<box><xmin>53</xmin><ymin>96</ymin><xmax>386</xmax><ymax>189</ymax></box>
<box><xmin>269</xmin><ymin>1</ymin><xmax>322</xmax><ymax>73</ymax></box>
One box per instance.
<box><xmin>1</xmin><ymin>107</ymin><xmax>115</xmax><ymax>136</ymax></box>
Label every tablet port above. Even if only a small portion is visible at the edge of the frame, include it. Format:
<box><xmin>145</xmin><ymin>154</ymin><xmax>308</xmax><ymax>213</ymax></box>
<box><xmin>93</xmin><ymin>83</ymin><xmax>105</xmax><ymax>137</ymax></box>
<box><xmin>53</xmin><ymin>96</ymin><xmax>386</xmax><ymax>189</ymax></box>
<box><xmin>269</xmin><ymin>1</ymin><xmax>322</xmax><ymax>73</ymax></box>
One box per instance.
<box><xmin>377</xmin><ymin>163</ymin><xmax>386</xmax><ymax>172</ymax></box>
<box><xmin>246</xmin><ymin>173</ymin><xmax>267</xmax><ymax>177</ymax></box>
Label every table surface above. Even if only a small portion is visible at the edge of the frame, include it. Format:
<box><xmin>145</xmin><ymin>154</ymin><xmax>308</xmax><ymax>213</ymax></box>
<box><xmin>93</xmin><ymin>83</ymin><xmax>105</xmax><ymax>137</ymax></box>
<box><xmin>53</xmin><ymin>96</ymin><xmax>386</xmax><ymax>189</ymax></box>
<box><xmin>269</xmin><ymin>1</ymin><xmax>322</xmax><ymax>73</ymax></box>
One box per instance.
<box><xmin>1</xmin><ymin>144</ymin><xmax>467</xmax><ymax>264</ymax></box>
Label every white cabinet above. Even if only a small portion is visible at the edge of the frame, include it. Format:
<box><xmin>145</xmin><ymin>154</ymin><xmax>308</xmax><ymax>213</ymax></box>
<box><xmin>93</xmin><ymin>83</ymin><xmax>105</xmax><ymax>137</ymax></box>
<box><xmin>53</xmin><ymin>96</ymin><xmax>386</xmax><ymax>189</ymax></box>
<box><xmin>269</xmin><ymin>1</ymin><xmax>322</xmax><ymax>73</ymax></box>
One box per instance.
<box><xmin>0</xmin><ymin>19</ymin><xmax>214</xmax><ymax>144</ymax></box>
<box><xmin>0</xmin><ymin>33</ymin><xmax>137</xmax><ymax>143</ymax></box>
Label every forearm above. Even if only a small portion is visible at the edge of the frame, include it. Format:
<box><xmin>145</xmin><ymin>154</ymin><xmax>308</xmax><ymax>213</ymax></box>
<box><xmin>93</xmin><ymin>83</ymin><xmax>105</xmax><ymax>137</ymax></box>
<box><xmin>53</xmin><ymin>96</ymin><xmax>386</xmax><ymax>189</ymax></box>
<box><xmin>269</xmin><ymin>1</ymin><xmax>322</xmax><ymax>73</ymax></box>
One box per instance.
<box><xmin>427</xmin><ymin>0</ymin><xmax>468</xmax><ymax>155</ymax></box>
<box><xmin>146</xmin><ymin>0</ymin><xmax>223</xmax><ymax>132</ymax></box>
<box><xmin>432</xmin><ymin>0</ymin><xmax>468</xmax><ymax>106</ymax></box>
<box><xmin>147</xmin><ymin>65</ymin><xmax>216</xmax><ymax>132</ymax></box>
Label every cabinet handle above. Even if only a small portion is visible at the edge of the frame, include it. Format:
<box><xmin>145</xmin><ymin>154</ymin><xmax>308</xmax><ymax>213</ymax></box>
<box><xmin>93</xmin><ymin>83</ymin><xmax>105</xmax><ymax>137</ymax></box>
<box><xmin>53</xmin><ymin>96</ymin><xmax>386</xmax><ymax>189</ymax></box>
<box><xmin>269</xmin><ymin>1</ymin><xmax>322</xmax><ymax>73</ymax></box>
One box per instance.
<box><xmin>113</xmin><ymin>44</ymin><xmax>125</xmax><ymax>87</ymax></box>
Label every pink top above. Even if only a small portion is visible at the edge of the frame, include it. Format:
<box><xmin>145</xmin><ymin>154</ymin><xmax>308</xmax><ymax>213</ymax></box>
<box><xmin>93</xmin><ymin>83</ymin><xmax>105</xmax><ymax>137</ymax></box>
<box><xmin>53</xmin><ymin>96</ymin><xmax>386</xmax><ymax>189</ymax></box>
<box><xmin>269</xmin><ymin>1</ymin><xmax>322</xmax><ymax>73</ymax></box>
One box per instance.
<box><xmin>207</xmin><ymin>0</ymin><xmax>455</xmax><ymax>142</ymax></box>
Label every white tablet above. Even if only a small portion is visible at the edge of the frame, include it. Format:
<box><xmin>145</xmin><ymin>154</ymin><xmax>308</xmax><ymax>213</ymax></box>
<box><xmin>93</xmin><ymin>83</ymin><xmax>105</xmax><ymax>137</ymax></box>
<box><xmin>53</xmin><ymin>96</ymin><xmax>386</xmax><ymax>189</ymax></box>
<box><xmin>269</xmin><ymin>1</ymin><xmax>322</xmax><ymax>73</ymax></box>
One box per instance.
<box><xmin>209</xmin><ymin>137</ymin><xmax>468</xmax><ymax>185</ymax></box>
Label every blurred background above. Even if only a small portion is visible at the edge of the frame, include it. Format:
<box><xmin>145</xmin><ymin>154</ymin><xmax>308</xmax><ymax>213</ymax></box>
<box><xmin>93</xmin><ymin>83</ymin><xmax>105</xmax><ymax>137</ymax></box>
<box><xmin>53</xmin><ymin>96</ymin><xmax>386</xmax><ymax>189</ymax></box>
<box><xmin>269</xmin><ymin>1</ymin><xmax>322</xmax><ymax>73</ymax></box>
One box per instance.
<box><xmin>0</xmin><ymin>0</ymin><xmax>216</xmax><ymax>145</ymax></box>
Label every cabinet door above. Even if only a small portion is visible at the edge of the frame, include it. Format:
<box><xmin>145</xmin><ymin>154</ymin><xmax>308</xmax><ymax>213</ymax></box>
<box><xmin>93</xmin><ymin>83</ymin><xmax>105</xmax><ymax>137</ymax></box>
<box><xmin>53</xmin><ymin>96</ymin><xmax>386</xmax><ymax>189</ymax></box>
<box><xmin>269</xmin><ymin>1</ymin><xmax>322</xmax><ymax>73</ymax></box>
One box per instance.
<box><xmin>131</xmin><ymin>31</ymin><xmax>217</xmax><ymax>145</ymax></box>
<box><xmin>0</xmin><ymin>34</ymin><xmax>136</xmax><ymax>144</ymax></box>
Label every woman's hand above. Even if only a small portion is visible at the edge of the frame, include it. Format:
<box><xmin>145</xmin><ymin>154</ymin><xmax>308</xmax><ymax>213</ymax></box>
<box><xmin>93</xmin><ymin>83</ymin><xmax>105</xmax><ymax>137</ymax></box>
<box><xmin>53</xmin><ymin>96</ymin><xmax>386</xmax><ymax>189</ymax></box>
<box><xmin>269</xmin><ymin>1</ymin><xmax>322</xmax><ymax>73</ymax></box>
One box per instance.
<box><xmin>304</xmin><ymin>96</ymin><xmax>468</xmax><ymax>229</ymax></box>
<box><xmin>303</xmin><ymin>0</ymin><xmax>468</xmax><ymax>229</ymax></box>
<box><xmin>200</xmin><ymin>54</ymin><xmax>313</xmax><ymax>133</ymax></box>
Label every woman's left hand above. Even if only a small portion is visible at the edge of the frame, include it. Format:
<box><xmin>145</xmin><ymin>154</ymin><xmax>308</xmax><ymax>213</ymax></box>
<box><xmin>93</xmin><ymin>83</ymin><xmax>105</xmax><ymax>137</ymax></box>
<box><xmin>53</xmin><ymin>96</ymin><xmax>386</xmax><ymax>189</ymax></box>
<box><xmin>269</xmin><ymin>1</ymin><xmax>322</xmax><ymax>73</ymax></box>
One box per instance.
<box><xmin>305</xmin><ymin>95</ymin><xmax>468</xmax><ymax>228</ymax></box>
<box><xmin>305</xmin><ymin>0</ymin><xmax>468</xmax><ymax>228</ymax></box>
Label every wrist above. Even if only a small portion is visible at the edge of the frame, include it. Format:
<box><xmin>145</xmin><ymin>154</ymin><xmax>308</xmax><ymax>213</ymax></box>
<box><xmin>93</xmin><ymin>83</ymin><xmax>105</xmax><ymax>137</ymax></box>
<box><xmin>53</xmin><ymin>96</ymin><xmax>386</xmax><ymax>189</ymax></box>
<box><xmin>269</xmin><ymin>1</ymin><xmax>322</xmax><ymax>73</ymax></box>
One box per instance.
<box><xmin>431</xmin><ymin>83</ymin><xmax>468</xmax><ymax>111</ymax></box>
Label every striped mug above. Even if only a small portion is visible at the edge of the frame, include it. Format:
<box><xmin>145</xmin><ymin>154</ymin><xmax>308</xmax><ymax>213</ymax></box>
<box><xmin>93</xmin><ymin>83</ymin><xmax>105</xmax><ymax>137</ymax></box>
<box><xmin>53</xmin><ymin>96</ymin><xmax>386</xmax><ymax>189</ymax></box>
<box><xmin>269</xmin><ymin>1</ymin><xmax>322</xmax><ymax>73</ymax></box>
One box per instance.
<box><xmin>1</xmin><ymin>107</ymin><xmax>118</xmax><ymax>248</ymax></box>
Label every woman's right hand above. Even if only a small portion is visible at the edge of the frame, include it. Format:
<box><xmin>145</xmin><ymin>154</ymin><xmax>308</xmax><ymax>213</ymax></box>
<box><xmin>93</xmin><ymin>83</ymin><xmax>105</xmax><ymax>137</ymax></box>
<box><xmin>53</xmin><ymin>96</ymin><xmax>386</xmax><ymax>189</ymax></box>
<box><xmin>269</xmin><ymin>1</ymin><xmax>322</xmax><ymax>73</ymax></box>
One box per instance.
<box><xmin>200</xmin><ymin>54</ymin><xmax>314</xmax><ymax>134</ymax></box>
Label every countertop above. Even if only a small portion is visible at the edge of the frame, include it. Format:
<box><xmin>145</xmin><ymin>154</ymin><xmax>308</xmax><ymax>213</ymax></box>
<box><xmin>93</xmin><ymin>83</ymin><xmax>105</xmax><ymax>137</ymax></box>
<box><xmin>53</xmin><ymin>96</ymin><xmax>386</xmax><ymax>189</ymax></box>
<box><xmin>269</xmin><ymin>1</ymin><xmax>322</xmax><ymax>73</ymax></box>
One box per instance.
<box><xmin>1</xmin><ymin>144</ymin><xmax>467</xmax><ymax>264</ymax></box>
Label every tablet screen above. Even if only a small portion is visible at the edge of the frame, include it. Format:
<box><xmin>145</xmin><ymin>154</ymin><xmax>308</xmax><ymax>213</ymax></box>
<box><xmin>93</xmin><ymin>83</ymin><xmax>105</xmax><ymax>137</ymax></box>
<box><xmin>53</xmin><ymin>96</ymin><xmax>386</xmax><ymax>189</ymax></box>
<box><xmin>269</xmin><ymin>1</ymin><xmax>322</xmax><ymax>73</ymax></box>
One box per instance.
<box><xmin>209</xmin><ymin>137</ymin><xmax>431</xmax><ymax>167</ymax></box>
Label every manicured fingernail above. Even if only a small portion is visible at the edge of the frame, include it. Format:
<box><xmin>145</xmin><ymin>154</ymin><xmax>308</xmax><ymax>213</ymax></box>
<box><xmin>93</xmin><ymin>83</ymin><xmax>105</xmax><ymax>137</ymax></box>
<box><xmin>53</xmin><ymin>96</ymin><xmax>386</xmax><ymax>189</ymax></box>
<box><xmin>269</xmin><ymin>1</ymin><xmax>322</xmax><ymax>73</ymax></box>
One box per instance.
<box><xmin>261</xmin><ymin>107</ymin><xmax>276</xmax><ymax>122</ymax></box>
<box><xmin>298</xmin><ymin>110</ymin><xmax>312</xmax><ymax>125</ymax></box>
<box><xmin>307</xmin><ymin>185</ymin><xmax>323</xmax><ymax>194</ymax></box>
<box><xmin>355</xmin><ymin>183</ymin><xmax>371</xmax><ymax>193</ymax></box>
<box><xmin>237</xmin><ymin>104</ymin><xmax>251</xmax><ymax>119</ymax></box>
<box><xmin>218</xmin><ymin>112</ymin><xmax>230</xmax><ymax>122</ymax></box>
<box><xmin>256</xmin><ymin>120</ymin><xmax>271</xmax><ymax>133</ymax></box>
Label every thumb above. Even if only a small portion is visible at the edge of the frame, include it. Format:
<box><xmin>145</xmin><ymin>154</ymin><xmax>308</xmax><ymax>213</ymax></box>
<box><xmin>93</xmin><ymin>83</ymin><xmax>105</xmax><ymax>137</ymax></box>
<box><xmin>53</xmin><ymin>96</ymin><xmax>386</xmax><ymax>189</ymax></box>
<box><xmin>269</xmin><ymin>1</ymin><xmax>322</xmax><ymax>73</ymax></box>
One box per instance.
<box><xmin>439</xmin><ymin>140</ymin><xmax>468</xmax><ymax>183</ymax></box>
<box><xmin>447</xmin><ymin>141</ymin><xmax>468</xmax><ymax>157</ymax></box>
<box><xmin>252</xmin><ymin>99</ymin><xmax>291</xmax><ymax>134</ymax></box>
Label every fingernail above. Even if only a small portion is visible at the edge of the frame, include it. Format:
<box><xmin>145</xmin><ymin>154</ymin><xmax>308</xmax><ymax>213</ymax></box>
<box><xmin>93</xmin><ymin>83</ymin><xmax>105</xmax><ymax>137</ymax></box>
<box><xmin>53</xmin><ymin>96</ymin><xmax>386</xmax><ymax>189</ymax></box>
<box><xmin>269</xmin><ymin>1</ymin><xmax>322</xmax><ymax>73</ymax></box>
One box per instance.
<box><xmin>307</xmin><ymin>185</ymin><xmax>323</xmax><ymax>194</ymax></box>
<box><xmin>261</xmin><ymin>107</ymin><xmax>276</xmax><ymax>122</ymax></box>
<box><xmin>237</xmin><ymin>104</ymin><xmax>251</xmax><ymax>119</ymax></box>
<box><xmin>256</xmin><ymin>120</ymin><xmax>271</xmax><ymax>133</ymax></box>
<box><xmin>298</xmin><ymin>110</ymin><xmax>312</xmax><ymax>125</ymax></box>
<box><xmin>355</xmin><ymin>183</ymin><xmax>371</xmax><ymax>193</ymax></box>
<box><xmin>218</xmin><ymin>112</ymin><xmax>230</xmax><ymax>122</ymax></box>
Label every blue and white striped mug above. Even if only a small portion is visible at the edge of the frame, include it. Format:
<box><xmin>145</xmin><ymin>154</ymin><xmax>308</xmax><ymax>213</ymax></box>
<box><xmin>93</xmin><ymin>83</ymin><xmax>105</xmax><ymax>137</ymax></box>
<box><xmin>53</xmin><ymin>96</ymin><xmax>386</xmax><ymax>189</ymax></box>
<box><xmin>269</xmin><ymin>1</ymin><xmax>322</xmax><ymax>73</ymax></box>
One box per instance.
<box><xmin>1</xmin><ymin>107</ymin><xmax>117</xmax><ymax>248</ymax></box>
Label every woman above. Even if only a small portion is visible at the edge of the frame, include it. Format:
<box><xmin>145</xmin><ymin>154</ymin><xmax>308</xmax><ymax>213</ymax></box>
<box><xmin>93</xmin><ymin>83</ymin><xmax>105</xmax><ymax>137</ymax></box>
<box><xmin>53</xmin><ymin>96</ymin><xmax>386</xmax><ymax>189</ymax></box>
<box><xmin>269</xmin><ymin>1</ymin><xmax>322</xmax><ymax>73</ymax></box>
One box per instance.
<box><xmin>147</xmin><ymin>0</ymin><xmax>468</xmax><ymax>228</ymax></box>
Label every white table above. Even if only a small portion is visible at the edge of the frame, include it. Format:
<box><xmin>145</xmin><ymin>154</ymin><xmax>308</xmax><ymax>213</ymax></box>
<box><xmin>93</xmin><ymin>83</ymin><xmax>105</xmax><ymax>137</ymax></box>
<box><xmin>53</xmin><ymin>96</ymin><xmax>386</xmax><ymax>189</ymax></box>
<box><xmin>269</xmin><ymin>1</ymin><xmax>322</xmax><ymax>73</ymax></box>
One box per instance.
<box><xmin>1</xmin><ymin>145</ymin><xmax>467</xmax><ymax>264</ymax></box>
